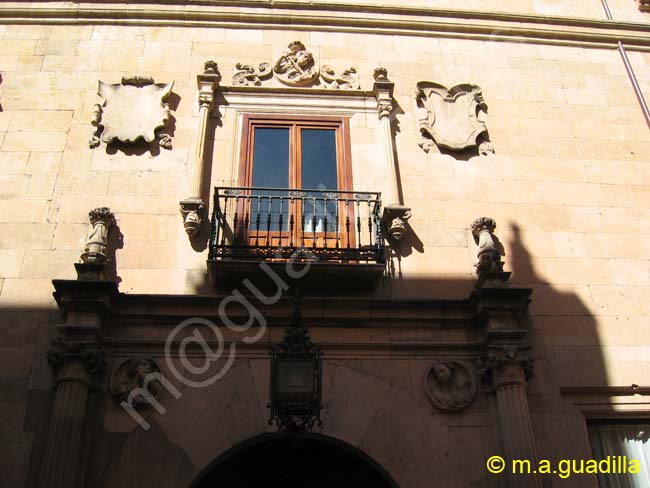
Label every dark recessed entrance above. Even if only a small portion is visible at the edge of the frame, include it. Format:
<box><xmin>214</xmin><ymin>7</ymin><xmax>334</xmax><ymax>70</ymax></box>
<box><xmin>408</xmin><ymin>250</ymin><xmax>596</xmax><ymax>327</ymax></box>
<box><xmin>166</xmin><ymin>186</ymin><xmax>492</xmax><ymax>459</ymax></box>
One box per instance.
<box><xmin>191</xmin><ymin>433</ymin><xmax>397</xmax><ymax>488</ymax></box>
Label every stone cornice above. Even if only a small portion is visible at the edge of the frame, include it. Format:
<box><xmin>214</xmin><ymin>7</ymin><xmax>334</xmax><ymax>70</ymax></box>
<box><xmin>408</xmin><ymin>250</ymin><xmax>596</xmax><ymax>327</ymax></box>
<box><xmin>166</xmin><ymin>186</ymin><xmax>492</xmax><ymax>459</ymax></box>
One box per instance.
<box><xmin>1</xmin><ymin>2</ymin><xmax>650</xmax><ymax>50</ymax></box>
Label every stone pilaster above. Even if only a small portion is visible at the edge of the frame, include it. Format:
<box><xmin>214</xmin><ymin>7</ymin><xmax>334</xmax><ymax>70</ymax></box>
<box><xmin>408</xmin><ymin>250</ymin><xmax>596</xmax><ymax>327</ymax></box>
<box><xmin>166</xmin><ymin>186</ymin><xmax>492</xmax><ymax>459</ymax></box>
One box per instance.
<box><xmin>38</xmin><ymin>344</ymin><xmax>106</xmax><ymax>488</ymax></box>
<box><xmin>180</xmin><ymin>60</ymin><xmax>220</xmax><ymax>237</ymax></box>
<box><xmin>374</xmin><ymin>67</ymin><xmax>411</xmax><ymax>242</ymax></box>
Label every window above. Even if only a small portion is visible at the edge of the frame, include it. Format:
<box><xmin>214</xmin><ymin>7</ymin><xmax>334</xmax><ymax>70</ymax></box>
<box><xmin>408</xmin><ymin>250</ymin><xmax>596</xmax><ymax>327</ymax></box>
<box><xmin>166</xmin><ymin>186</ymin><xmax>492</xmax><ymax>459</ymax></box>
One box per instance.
<box><xmin>236</xmin><ymin>115</ymin><xmax>356</xmax><ymax>248</ymax></box>
<box><xmin>588</xmin><ymin>421</ymin><xmax>650</xmax><ymax>487</ymax></box>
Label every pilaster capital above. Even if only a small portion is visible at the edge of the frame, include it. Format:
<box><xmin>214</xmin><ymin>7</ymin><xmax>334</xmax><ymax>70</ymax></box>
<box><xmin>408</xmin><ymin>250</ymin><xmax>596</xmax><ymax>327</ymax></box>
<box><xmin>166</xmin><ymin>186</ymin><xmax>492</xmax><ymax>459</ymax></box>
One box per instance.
<box><xmin>373</xmin><ymin>67</ymin><xmax>394</xmax><ymax>119</ymax></box>
<box><xmin>477</xmin><ymin>345</ymin><xmax>534</xmax><ymax>389</ymax></box>
<box><xmin>46</xmin><ymin>341</ymin><xmax>107</xmax><ymax>385</ymax></box>
<box><xmin>197</xmin><ymin>60</ymin><xmax>221</xmax><ymax>109</ymax></box>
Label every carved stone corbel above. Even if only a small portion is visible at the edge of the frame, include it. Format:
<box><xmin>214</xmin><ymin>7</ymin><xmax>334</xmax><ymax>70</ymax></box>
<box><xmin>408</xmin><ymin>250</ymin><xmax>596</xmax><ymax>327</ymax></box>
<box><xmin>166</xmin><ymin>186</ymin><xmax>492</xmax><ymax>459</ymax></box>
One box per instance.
<box><xmin>179</xmin><ymin>199</ymin><xmax>205</xmax><ymax>237</ymax></box>
<box><xmin>179</xmin><ymin>61</ymin><xmax>220</xmax><ymax>238</ymax></box>
<box><xmin>382</xmin><ymin>205</ymin><xmax>411</xmax><ymax>241</ymax></box>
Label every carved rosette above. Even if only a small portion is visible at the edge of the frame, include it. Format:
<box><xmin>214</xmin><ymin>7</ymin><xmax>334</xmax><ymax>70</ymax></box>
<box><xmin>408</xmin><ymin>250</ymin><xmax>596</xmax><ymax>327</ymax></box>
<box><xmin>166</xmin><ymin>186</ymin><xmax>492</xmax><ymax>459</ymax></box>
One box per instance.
<box><xmin>109</xmin><ymin>357</ymin><xmax>162</xmax><ymax>409</ymax></box>
<box><xmin>90</xmin><ymin>76</ymin><xmax>174</xmax><ymax>149</ymax></box>
<box><xmin>471</xmin><ymin>217</ymin><xmax>505</xmax><ymax>276</ymax></box>
<box><xmin>477</xmin><ymin>346</ymin><xmax>535</xmax><ymax>389</ymax></box>
<box><xmin>81</xmin><ymin>207</ymin><xmax>115</xmax><ymax>265</ymax></box>
<box><xmin>425</xmin><ymin>360</ymin><xmax>477</xmax><ymax>412</ymax></box>
<box><xmin>273</xmin><ymin>41</ymin><xmax>319</xmax><ymax>87</ymax></box>
<box><xmin>415</xmin><ymin>81</ymin><xmax>491</xmax><ymax>154</ymax></box>
<box><xmin>46</xmin><ymin>342</ymin><xmax>107</xmax><ymax>385</ymax></box>
<box><xmin>232</xmin><ymin>62</ymin><xmax>272</xmax><ymax>86</ymax></box>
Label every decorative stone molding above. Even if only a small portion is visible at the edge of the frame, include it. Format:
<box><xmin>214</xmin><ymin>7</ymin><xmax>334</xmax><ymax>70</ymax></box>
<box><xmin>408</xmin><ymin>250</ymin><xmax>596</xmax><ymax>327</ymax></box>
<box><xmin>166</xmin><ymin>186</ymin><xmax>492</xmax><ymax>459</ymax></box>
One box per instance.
<box><xmin>477</xmin><ymin>346</ymin><xmax>535</xmax><ymax>389</ymax></box>
<box><xmin>232</xmin><ymin>62</ymin><xmax>272</xmax><ymax>86</ymax></box>
<box><xmin>179</xmin><ymin>61</ymin><xmax>220</xmax><ymax>239</ymax></box>
<box><xmin>416</xmin><ymin>81</ymin><xmax>492</xmax><ymax>154</ymax></box>
<box><xmin>320</xmin><ymin>65</ymin><xmax>360</xmax><ymax>89</ymax></box>
<box><xmin>89</xmin><ymin>76</ymin><xmax>174</xmax><ymax>149</ymax></box>
<box><xmin>425</xmin><ymin>360</ymin><xmax>477</xmax><ymax>412</ymax></box>
<box><xmin>109</xmin><ymin>357</ymin><xmax>162</xmax><ymax>408</ymax></box>
<box><xmin>382</xmin><ymin>205</ymin><xmax>411</xmax><ymax>241</ymax></box>
<box><xmin>471</xmin><ymin>217</ymin><xmax>505</xmax><ymax>278</ymax></box>
<box><xmin>46</xmin><ymin>341</ymin><xmax>107</xmax><ymax>385</ymax></box>
<box><xmin>81</xmin><ymin>207</ymin><xmax>115</xmax><ymax>266</ymax></box>
<box><xmin>273</xmin><ymin>41</ymin><xmax>319</xmax><ymax>87</ymax></box>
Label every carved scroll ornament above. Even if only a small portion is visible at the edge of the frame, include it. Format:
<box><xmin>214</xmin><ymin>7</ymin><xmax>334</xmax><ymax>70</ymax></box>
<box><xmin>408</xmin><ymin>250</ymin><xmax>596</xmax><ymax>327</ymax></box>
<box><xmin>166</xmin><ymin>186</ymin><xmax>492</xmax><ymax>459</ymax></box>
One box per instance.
<box><xmin>232</xmin><ymin>62</ymin><xmax>272</xmax><ymax>86</ymax></box>
<box><xmin>90</xmin><ymin>76</ymin><xmax>174</xmax><ymax>149</ymax></box>
<box><xmin>425</xmin><ymin>360</ymin><xmax>477</xmax><ymax>412</ymax></box>
<box><xmin>416</xmin><ymin>81</ymin><xmax>492</xmax><ymax>154</ymax></box>
<box><xmin>320</xmin><ymin>65</ymin><xmax>360</xmax><ymax>90</ymax></box>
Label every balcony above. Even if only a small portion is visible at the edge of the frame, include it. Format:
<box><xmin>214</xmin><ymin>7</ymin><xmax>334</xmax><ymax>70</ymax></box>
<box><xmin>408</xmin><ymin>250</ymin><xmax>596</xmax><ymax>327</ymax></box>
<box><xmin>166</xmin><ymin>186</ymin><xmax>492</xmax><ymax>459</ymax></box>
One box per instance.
<box><xmin>208</xmin><ymin>187</ymin><xmax>386</xmax><ymax>288</ymax></box>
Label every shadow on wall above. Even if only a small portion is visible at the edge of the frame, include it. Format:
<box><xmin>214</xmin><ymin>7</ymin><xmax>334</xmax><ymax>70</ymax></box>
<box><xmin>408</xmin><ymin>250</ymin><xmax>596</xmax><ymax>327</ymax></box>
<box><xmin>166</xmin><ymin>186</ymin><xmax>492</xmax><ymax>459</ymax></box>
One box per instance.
<box><xmin>2</xmin><ymin>219</ymin><xmax>608</xmax><ymax>487</ymax></box>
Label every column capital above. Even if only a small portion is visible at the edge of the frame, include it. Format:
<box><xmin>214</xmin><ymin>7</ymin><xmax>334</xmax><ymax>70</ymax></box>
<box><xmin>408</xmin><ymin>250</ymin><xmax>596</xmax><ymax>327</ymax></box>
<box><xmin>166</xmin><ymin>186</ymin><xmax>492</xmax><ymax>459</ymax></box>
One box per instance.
<box><xmin>477</xmin><ymin>345</ymin><xmax>534</xmax><ymax>389</ymax></box>
<box><xmin>46</xmin><ymin>341</ymin><xmax>107</xmax><ymax>385</ymax></box>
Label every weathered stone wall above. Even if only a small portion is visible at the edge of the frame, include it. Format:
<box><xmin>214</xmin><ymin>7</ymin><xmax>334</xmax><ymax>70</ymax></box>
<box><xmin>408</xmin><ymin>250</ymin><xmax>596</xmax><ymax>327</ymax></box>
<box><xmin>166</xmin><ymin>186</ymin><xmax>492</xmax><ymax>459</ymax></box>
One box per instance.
<box><xmin>1</xmin><ymin>1</ymin><xmax>650</xmax><ymax>486</ymax></box>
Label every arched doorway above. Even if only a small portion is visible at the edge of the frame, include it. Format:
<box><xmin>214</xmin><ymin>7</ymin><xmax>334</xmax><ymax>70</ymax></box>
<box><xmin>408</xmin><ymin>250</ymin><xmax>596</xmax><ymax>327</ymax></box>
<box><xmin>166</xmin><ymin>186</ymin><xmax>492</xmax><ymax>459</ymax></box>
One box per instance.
<box><xmin>191</xmin><ymin>433</ymin><xmax>398</xmax><ymax>488</ymax></box>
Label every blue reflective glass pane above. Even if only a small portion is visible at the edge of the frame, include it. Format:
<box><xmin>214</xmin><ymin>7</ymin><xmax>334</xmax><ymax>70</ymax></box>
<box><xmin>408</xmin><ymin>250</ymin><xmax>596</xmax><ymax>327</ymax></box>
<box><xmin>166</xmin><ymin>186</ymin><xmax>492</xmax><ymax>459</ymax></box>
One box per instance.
<box><xmin>301</xmin><ymin>129</ymin><xmax>338</xmax><ymax>233</ymax></box>
<box><xmin>251</xmin><ymin>128</ymin><xmax>290</xmax><ymax>231</ymax></box>
<box><xmin>252</xmin><ymin>127</ymin><xmax>289</xmax><ymax>188</ymax></box>
<box><xmin>301</xmin><ymin>129</ymin><xmax>337</xmax><ymax>190</ymax></box>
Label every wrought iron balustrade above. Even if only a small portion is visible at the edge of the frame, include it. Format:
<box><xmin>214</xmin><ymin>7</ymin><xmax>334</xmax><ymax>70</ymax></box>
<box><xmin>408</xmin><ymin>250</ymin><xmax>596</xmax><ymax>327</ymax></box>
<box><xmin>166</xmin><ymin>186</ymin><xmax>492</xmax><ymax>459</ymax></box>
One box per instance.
<box><xmin>209</xmin><ymin>187</ymin><xmax>384</xmax><ymax>264</ymax></box>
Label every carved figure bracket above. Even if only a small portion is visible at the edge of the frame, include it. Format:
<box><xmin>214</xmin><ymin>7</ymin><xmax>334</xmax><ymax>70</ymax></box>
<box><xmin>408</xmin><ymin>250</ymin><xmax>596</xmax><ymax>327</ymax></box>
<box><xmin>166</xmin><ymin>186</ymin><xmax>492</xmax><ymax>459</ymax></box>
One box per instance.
<box><xmin>90</xmin><ymin>76</ymin><xmax>174</xmax><ymax>149</ymax></box>
<box><xmin>416</xmin><ymin>81</ymin><xmax>492</xmax><ymax>154</ymax></box>
<box><xmin>425</xmin><ymin>360</ymin><xmax>477</xmax><ymax>412</ymax></box>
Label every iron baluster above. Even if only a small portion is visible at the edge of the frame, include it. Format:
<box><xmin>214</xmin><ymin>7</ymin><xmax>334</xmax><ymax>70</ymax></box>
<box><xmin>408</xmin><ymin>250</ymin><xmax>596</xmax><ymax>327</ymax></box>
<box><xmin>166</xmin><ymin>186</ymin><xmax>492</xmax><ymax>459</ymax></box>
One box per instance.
<box><xmin>278</xmin><ymin>197</ymin><xmax>284</xmax><ymax>248</ymax></box>
<box><xmin>367</xmin><ymin>199</ymin><xmax>373</xmax><ymax>259</ymax></box>
<box><xmin>255</xmin><ymin>196</ymin><xmax>261</xmax><ymax>246</ymax></box>
<box><xmin>232</xmin><ymin>195</ymin><xmax>239</xmax><ymax>245</ymax></box>
<box><xmin>356</xmin><ymin>199</ymin><xmax>362</xmax><ymax>251</ymax></box>
<box><xmin>312</xmin><ymin>197</ymin><xmax>317</xmax><ymax>248</ymax></box>
<box><xmin>301</xmin><ymin>197</ymin><xmax>305</xmax><ymax>249</ymax></box>
<box><xmin>345</xmin><ymin>211</ymin><xmax>351</xmax><ymax>249</ymax></box>
<box><xmin>335</xmin><ymin>197</ymin><xmax>340</xmax><ymax>249</ymax></box>
<box><xmin>220</xmin><ymin>193</ymin><xmax>228</xmax><ymax>246</ymax></box>
<box><xmin>266</xmin><ymin>196</ymin><xmax>272</xmax><ymax>246</ymax></box>
<box><xmin>323</xmin><ymin>197</ymin><xmax>327</xmax><ymax>247</ymax></box>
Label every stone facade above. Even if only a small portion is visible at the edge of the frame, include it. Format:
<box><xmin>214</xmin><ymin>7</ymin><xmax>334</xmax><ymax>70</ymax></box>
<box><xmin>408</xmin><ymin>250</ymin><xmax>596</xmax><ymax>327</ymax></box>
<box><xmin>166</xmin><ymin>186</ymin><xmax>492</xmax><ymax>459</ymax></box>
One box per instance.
<box><xmin>1</xmin><ymin>1</ymin><xmax>650</xmax><ymax>487</ymax></box>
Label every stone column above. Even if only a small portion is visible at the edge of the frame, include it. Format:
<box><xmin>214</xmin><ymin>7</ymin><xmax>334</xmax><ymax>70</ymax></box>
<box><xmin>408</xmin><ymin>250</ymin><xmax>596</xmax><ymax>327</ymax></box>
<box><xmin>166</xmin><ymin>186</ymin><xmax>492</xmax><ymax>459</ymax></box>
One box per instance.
<box><xmin>373</xmin><ymin>68</ymin><xmax>411</xmax><ymax>242</ymax></box>
<box><xmin>38</xmin><ymin>345</ymin><xmax>106</xmax><ymax>488</ymax></box>
<box><xmin>180</xmin><ymin>60</ymin><xmax>220</xmax><ymax>237</ymax></box>
<box><xmin>480</xmin><ymin>347</ymin><xmax>541</xmax><ymax>488</ymax></box>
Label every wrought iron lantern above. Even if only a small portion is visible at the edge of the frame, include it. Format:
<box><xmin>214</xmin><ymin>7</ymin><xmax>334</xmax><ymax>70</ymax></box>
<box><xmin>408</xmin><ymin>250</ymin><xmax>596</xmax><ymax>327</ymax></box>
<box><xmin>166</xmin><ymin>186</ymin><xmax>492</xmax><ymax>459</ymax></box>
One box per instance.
<box><xmin>268</xmin><ymin>290</ymin><xmax>323</xmax><ymax>432</ymax></box>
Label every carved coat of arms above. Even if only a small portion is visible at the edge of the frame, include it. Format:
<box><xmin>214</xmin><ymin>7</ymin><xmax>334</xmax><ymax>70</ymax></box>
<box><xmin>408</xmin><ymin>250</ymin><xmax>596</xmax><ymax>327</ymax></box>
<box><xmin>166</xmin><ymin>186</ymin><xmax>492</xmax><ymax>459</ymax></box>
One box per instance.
<box><xmin>416</xmin><ymin>81</ymin><xmax>491</xmax><ymax>153</ymax></box>
<box><xmin>90</xmin><ymin>76</ymin><xmax>174</xmax><ymax>149</ymax></box>
<box><xmin>273</xmin><ymin>41</ymin><xmax>319</xmax><ymax>87</ymax></box>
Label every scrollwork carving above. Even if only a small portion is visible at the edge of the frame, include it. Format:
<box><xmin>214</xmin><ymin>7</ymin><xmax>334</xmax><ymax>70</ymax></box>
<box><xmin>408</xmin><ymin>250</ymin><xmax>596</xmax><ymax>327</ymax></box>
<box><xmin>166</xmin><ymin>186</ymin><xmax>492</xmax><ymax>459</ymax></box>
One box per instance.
<box><xmin>320</xmin><ymin>65</ymin><xmax>360</xmax><ymax>90</ymax></box>
<box><xmin>233</xmin><ymin>62</ymin><xmax>272</xmax><ymax>86</ymax></box>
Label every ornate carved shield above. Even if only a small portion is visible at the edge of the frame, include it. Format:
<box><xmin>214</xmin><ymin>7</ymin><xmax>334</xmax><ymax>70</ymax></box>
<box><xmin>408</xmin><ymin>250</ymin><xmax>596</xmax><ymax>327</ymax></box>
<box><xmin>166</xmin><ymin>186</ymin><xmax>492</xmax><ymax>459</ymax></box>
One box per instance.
<box><xmin>96</xmin><ymin>76</ymin><xmax>174</xmax><ymax>145</ymax></box>
<box><xmin>416</xmin><ymin>81</ymin><xmax>488</xmax><ymax>152</ymax></box>
<box><xmin>273</xmin><ymin>41</ymin><xmax>318</xmax><ymax>87</ymax></box>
